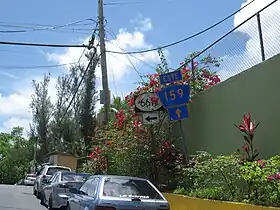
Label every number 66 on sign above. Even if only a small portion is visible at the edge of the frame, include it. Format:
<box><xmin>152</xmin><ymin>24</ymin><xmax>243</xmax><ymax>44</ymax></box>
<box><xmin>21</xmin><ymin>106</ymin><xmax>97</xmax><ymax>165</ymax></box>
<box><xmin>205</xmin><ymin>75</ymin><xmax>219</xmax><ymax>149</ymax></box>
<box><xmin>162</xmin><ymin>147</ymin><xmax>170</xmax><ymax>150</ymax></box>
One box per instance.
<box><xmin>157</xmin><ymin>84</ymin><xmax>190</xmax><ymax>108</ymax></box>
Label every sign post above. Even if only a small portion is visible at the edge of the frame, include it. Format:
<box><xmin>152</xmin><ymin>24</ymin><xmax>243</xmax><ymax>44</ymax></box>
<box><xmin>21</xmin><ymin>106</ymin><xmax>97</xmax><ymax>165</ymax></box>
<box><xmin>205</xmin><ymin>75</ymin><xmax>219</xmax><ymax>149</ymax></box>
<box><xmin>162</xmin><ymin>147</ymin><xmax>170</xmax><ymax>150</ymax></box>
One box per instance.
<box><xmin>158</xmin><ymin>70</ymin><xmax>190</xmax><ymax>159</ymax></box>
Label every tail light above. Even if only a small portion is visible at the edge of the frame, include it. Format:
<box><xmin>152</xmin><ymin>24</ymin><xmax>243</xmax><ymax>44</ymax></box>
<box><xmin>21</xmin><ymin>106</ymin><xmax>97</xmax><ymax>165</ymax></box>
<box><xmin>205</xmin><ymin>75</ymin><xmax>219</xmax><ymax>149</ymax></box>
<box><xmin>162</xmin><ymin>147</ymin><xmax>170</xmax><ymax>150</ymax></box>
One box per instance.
<box><xmin>95</xmin><ymin>206</ymin><xmax>116</xmax><ymax>210</ymax></box>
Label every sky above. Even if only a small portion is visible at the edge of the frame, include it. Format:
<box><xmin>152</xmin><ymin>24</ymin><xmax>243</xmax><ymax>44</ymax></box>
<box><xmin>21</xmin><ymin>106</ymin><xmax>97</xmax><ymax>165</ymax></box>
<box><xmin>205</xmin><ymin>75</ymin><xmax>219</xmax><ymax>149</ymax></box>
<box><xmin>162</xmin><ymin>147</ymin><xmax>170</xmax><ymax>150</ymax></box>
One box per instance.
<box><xmin>0</xmin><ymin>0</ymin><xmax>279</xmax><ymax>136</ymax></box>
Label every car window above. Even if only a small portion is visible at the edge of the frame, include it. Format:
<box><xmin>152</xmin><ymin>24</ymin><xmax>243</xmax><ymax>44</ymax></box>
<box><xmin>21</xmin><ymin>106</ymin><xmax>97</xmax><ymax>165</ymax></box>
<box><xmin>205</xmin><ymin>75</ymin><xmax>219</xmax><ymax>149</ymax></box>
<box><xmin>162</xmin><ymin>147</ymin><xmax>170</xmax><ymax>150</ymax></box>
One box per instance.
<box><xmin>53</xmin><ymin>174</ymin><xmax>60</xmax><ymax>183</ymax></box>
<box><xmin>36</xmin><ymin>168</ymin><xmax>44</xmax><ymax>176</ymax></box>
<box><xmin>87</xmin><ymin>178</ymin><xmax>99</xmax><ymax>197</ymax></box>
<box><xmin>46</xmin><ymin>167</ymin><xmax>70</xmax><ymax>175</ymax></box>
<box><xmin>79</xmin><ymin>179</ymin><xmax>92</xmax><ymax>195</ymax></box>
<box><xmin>62</xmin><ymin>173</ymin><xmax>90</xmax><ymax>182</ymax></box>
<box><xmin>102</xmin><ymin>178</ymin><xmax>163</xmax><ymax>200</ymax></box>
<box><xmin>49</xmin><ymin>174</ymin><xmax>58</xmax><ymax>183</ymax></box>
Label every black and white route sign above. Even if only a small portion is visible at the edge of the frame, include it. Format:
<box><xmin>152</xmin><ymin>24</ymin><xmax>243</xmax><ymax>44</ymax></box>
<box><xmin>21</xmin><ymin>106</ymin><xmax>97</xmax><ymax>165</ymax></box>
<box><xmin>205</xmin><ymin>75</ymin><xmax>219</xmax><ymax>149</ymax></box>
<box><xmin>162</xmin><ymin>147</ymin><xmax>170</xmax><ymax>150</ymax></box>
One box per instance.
<box><xmin>142</xmin><ymin>112</ymin><xmax>160</xmax><ymax>125</ymax></box>
<box><xmin>135</xmin><ymin>92</ymin><xmax>163</xmax><ymax>112</ymax></box>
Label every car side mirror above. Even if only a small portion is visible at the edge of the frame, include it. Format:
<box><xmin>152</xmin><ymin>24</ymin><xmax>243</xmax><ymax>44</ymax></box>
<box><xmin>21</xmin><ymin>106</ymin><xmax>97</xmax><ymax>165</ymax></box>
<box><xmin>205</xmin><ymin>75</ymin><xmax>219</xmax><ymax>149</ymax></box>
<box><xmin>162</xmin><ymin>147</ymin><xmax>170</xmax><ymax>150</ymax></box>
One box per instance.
<box><xmin>69</xmin><ymin>188</ymin><xmax>79</xmax><ymax>194</ymax></box>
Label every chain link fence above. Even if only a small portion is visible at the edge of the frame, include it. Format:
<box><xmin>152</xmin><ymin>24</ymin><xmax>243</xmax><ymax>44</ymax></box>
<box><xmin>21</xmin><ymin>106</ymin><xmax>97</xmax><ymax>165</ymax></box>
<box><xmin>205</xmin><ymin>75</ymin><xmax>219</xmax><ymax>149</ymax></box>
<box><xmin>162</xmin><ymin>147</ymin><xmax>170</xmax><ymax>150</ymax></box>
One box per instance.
<box><xmin>186</xmin><ymin>0</ymin><xmax>280</xmax><ymax>82</ymax></box>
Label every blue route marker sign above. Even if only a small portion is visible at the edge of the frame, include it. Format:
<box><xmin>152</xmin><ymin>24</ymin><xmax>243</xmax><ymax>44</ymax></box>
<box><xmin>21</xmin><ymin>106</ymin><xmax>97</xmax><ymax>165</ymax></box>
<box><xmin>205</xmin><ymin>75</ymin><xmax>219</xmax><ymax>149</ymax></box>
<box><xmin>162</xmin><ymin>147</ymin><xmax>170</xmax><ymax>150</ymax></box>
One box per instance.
<box><xmin>157</xmin><ymin>84</ymin><xmax>190</xmax><ymax>108</ymax></box>
<box><xmin>167</xmin><ymin>105</ymin><xmax>189</xmax><ymax>121</ymax></box>
<box><xmin>159</xmin><ymin>70</ymin><xmax>182</xmax><ymax>85</ymax></box>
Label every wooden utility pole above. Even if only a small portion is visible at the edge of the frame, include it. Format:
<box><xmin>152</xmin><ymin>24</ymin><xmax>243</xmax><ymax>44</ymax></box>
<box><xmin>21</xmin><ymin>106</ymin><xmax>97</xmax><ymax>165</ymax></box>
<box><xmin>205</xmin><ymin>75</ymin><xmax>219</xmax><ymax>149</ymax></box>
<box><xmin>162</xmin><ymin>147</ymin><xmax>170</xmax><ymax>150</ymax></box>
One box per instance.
<box><xmin>98</xmin><ymin>0</ymin><xmax>110</xmax><ymax>125</ymax></box>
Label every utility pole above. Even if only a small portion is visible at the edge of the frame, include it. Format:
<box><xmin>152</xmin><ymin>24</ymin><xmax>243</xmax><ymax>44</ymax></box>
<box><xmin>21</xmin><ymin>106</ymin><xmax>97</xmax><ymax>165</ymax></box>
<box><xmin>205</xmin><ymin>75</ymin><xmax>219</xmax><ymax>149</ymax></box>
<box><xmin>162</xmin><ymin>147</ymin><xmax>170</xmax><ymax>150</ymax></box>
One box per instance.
<box><xmin>98</xmin><ymin>0</ymin><xmax>110</xmax><ymax>125</ymax></box>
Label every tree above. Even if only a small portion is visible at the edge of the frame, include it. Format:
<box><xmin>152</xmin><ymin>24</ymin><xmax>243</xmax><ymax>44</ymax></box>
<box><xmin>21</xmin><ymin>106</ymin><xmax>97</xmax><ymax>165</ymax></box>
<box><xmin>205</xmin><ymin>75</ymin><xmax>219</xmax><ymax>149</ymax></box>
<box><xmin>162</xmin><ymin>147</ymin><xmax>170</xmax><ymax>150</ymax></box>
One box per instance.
<box><xmin>0</xmin><ymin>127</ymin><xmax>33</xmax><ymax>184</ymax></box>
<box><xmin>30</xmin><ymin>74</ymin><xmax>53</xmax><ymax>160</ymax></box>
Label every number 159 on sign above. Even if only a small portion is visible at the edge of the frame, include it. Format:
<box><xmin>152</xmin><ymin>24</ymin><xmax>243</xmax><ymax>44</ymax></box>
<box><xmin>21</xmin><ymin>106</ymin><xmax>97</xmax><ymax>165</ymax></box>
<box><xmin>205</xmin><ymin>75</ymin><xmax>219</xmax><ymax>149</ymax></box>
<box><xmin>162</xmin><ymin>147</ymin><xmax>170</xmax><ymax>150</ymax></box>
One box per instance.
<box><xmin>157</xmin><ymin>84</ymin><xmax>190</xmax><ymax>108</ymax></box>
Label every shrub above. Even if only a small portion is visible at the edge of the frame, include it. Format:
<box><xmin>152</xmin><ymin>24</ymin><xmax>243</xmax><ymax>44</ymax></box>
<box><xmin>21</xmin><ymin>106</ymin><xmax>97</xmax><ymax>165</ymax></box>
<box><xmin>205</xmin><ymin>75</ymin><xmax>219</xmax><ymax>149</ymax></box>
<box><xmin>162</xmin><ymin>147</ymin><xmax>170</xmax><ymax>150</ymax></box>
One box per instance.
<box><xmin>180</xmin><ymin>151</ymin><xmax>243</xmax><ymax>201</ymax></box>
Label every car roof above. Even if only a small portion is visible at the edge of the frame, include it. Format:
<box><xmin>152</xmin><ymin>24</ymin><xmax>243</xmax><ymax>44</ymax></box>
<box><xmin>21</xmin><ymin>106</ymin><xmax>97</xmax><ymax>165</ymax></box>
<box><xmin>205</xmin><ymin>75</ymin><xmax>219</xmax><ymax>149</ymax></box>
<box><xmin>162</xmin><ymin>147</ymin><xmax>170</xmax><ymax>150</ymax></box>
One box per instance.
<box><xmin>45</xmin><ymin>165</ymin><xmax>71</xmax><ymax>169</ymax></box>
<box><xmin>88</xmin><ymin>175</ymin><xmax>148</xmax><ymax>181</ymax></box>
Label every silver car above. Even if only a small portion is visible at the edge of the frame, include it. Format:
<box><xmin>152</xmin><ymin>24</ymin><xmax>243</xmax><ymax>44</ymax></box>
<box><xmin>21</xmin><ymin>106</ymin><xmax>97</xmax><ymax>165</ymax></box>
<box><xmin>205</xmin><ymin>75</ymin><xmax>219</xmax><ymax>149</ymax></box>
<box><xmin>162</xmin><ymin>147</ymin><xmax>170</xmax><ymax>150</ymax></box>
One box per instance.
<box><xmin>66</xmin><ymin>175</ymin><xmax>170</xmax><ymax>210</ymax></box>
<box><xmin>33</xmin><ymin>165</ymin><xmax>71</xmax><ymax>199</ymax></box>
<box><xmin>40</xmin><ymin>171</ymin><xmax>90</xmax><ymax>210</ymax></box>
<box><xmin>23</xmin><ymin>174</ymin><xmax>36</xmax><ymax>186</ymax></box>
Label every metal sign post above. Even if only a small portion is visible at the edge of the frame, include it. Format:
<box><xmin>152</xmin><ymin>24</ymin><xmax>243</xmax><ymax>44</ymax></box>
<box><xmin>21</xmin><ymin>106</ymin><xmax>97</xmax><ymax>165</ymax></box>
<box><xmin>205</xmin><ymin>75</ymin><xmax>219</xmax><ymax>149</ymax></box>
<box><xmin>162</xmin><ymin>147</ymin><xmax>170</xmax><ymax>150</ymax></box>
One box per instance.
<box><xmin>158</xmin><ymin>70</ymin><xmax>190</xmax><ymax>159</ymax></box>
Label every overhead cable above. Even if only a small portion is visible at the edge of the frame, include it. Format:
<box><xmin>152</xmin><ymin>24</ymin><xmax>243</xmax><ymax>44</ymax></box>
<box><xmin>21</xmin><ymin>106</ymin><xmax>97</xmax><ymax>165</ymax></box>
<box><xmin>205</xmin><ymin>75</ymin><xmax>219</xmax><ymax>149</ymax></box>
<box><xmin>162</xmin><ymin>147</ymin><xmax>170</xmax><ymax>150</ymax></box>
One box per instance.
<box><xmin>106</xmin><ymin>0</ymin><xmax>256</xmax><ymax>54</ymax></box>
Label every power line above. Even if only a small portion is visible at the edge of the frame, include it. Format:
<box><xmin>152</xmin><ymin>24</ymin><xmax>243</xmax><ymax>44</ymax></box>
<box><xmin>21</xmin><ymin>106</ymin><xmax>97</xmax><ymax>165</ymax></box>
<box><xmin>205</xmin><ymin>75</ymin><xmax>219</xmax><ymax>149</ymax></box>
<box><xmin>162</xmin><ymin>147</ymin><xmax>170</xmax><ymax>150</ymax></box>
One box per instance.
<box><xmin>0</xmin><ymin>61</ymin><xmax>88</xmax><ymax>70</ymax></box>
<box><xmin>175</xmin><ymin>0</ymin><xmax>278</xmax><ymax>71</ymax></box>
<box><xmin>105</xmin><ymin>24</ymin><xmax>145</xmax><ymax>82</ymax></box>
<box><xmin>106</xmin><ymin>0</ymin><xmax>256</xmax><ymax>54</ymax></box>
<box><xmin>0</xmin><ymin>19</ymin><xmax>96</xmax><ymax>34</ymax></box>
<box><xmin>0</xmin><ymin>40</ymin><xmax>93</xmax><ymax>48</ymax></box>
<box><xmin>57</xmin><ymin>49</ymin><xmax>99</xmax><ymax>128</ymax></box>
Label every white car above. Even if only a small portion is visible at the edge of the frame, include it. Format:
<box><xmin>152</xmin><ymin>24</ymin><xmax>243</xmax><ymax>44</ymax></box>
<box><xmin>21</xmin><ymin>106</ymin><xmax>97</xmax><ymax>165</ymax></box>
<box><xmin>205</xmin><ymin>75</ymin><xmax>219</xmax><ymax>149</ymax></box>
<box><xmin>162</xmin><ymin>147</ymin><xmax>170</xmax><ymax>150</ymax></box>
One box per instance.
<box><xmin>23</xmin><ymin>174</ymin><xmax>36</xmax><ymax>186</ymax></box>
<box><xmin>33</xmin><ymin>165</ymin><xmax>71</xmax><ymax>199</ymax></box>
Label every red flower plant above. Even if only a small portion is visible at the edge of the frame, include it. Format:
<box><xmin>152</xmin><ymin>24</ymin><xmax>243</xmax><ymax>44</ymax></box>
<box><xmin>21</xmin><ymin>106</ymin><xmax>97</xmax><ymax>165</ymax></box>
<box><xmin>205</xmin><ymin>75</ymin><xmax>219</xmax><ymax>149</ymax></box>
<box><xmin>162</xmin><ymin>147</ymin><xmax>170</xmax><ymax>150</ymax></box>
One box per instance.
<box><xmin>235</xmin><ymin>113</ymin><xmax>259</xmax><ymax>162</ymax></box>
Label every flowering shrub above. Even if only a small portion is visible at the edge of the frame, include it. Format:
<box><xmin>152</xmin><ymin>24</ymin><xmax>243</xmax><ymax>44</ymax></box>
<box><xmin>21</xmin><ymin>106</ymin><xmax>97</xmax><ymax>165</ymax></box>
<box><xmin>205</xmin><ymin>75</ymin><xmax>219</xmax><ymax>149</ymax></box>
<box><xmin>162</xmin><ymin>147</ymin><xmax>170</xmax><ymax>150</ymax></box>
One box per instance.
<box><xmin>235</xmin><ymin>113</ymin><xmax>259</xmax><ymax>161</ymax></box>
<box><xmin>85</xmin><ymin>50</ymin><xmax>221</xmax><ymax>184</ymax></box>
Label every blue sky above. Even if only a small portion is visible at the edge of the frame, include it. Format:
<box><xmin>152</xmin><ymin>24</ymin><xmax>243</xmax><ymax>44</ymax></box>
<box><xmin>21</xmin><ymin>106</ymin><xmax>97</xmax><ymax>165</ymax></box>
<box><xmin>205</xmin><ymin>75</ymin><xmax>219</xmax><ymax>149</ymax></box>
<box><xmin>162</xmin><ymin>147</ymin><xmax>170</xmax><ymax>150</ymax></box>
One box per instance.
<box><xmin>0</xmin><ymin>0</ymin><xmax>278</xmax><ymax>134</ymax></box>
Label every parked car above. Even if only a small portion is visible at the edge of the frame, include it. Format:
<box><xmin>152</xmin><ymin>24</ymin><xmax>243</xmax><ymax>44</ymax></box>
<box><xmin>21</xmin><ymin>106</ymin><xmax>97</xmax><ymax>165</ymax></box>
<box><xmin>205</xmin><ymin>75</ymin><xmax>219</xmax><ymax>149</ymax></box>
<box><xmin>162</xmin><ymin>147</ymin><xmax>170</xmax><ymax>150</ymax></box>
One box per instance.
<box><xmin>40</xmin><ymin>171</ymin><xmax>90</xmax><ymax>209</ymax></box>
<box><xmin>66</xmin><ymin>175</ymin><xmax>170</xmax><ymax>210</ymax></box>
<box><xmin>33</xmin><ymin>165</ymin><xmax>71</xmax><ymax>199</ymax></box>
<box><xmin>23</xmin><ymin>173</ymin><xmax>36</xmax><ymax>186</ymax></box>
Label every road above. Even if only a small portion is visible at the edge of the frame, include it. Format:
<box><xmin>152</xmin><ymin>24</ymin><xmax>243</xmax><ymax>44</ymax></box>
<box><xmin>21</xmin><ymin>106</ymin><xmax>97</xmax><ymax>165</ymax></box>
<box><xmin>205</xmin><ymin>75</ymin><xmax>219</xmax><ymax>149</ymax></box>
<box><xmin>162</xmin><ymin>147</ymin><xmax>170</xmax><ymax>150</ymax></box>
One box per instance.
<box><xmin>0</xmin><ymin>185</ymin><xmax>45</xmax><ymax>210</ymax></box>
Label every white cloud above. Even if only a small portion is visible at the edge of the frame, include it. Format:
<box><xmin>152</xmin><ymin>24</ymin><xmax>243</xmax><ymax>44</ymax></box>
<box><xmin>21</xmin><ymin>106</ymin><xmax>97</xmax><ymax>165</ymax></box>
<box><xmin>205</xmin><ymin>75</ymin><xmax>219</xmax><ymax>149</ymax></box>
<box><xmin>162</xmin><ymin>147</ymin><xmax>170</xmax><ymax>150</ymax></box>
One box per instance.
<box><xmin>47</xmin><ymin>17</ymin><xmax>162</xmax><ymax>111</ymax></box>
<box><xmin>0</xmin><ymin>117</ymin><xmax>31</xmax><ymax>137</ymax></box>
<box><xmin>0</xmin><ymin>74</ymin><xmax>57</xmax><ymax>134</ymax></box>
<box><xmin>130</xmin><ymin>15</ymin><xmax>153</xmax><ymax>32</ymax></box>
<box><xmin>218</xmin><ymin>0</ymin><xmax>280</xmax><ymax>81</ymax></box>
<box><xmin>0</xmin><ymin>16</ymin><xmax>163</xmax><ymax>132</ymax></box>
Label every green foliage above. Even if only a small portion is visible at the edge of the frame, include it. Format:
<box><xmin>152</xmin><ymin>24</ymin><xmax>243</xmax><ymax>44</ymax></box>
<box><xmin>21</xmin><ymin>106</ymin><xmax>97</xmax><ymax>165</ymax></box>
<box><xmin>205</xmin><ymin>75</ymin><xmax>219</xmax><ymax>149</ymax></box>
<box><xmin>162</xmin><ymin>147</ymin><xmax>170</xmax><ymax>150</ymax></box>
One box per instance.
<box><xmin>181</xmin><ymin>151</ymin><xmax>243</xmax><ymax>200</ymax></box>
<box><xmin>240</xmin><ymin>157</ymin><xmax>280</xmax><ymax>206</ymax></box>
<box><xmin>0</xmin><ymin>127</ymin><xmax>33</xmax><ymax>184</ymax></box>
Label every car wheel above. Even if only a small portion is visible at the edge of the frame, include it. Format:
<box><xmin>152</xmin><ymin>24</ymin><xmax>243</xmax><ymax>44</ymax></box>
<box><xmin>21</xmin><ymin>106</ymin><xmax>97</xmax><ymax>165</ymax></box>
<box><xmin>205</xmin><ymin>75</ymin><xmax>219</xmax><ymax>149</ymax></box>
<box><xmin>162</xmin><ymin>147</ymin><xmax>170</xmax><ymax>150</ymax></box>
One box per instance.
<box><xmin>36</xmin><ymin>190</ymin><xmax>41</xmax><ymax>199</ymax></box>
<box><xmin>66</xmin><ymin>203</ymin><xmax>71</xmax><ymax>210</ymax></box>
<box><xmin>33</xmin><ymin>187</ymin><xmax>36</xmax><ymax>196</ymax></box>
<box><xmin>40</xmin><ymin>192</ymin><xmax>45</xmax><ymax>205</ymax></box>
<box><xmin>48</xmin><ymin>194</ymin><xmax>55</xmax><ymax>210</ymax></box>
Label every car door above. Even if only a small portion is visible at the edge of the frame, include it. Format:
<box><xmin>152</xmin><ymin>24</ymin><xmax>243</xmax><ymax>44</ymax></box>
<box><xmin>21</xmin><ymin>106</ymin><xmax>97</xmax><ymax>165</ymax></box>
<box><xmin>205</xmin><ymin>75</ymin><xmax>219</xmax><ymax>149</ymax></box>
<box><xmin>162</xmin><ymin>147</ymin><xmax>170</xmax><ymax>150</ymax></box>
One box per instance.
<box><xmin>79</xmin><ymin>178</ymin><xmax>100</xmax><ymax>210</ymax></box>
<box><xmin>70</xmin><ymin>179</ymin><xmax>90</xmax><ymax>210</ymax></box>
<box><xmin>44</xmin><ymin>173</ymin><xmax>59</xmax><ymax>202</ymax></box>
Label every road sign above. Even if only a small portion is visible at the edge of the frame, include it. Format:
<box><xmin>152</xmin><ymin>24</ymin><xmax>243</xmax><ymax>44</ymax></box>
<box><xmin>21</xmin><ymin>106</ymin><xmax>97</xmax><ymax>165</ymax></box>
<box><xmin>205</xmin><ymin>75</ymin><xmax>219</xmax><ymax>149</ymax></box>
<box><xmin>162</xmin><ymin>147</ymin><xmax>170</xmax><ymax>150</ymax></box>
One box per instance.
<box><xmin>157</xmin><ymin>84</ymin><xmax>190</xmax><ymax>108</ymax></box>
<box><xmin>159</xmin><ymin>70</ymin><xmax>182</xmax><ymax>85</ymax></box>
<box><xmin>142</xmin><ymin>112</ymin><xmax>160</xmax><ymax>125</ymax></box>
<box><xmin>135</xmin><ymin>92</ymin><xmax>163</xmax><ymax>112</ymax></box>
<box><xmin>167</xmin><ymin>105</ymin><xmax>189</xmax><ymax>121</ymax></box>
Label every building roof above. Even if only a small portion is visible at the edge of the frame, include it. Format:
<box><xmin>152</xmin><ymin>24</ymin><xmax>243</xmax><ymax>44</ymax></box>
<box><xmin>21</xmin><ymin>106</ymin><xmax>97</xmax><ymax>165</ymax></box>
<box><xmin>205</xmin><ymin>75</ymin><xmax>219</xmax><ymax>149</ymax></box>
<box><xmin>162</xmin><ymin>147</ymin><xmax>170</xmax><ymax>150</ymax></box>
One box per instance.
<box><xmin>44</xmin><ymin>151</ymin><xmax>78</xmax><ymax>158</ymax></box>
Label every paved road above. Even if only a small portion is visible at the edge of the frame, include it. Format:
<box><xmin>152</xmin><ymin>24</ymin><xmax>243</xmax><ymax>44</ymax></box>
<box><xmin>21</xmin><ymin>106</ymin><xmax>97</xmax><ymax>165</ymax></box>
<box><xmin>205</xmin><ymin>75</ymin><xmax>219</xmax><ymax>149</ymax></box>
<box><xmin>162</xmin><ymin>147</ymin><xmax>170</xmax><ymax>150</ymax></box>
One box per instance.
<box><xmin>0</xmin><ymin>185</ymin><xmax>45</xmax><ymax>210</ymax></box>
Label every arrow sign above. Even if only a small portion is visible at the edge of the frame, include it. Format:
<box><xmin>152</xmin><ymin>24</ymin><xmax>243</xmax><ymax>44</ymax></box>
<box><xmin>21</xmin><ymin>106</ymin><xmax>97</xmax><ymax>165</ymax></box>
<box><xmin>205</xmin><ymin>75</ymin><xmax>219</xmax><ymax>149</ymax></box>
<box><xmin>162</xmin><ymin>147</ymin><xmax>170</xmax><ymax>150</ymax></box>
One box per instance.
<box><xmin>142</xmin><ymin>112</ymin><xmax>160</xmax><ymax>125</ymax></box>
<box><xmin>145</xmin><ymin>116</ymin><xmax>157</xmax><ymax>122</ymax></box>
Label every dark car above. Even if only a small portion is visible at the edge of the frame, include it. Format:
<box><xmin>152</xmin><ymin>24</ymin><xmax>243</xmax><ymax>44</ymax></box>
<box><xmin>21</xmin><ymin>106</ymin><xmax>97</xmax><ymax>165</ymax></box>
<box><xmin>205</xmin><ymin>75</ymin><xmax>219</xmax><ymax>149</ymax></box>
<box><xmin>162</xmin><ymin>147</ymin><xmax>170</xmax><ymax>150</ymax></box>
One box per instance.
<box><xmin>40</xmin><ymin>171</ymin><xmax>90</xmax><ymax>209</ymax></box>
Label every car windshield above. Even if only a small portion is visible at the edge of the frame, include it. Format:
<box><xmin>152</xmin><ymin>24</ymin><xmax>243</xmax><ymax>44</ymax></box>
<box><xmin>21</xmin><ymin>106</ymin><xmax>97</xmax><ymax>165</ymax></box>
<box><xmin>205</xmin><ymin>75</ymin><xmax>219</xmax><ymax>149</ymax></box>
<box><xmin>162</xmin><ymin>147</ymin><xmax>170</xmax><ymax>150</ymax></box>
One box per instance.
<box><xmin>102</xmin><ymin>178</ymin><xmax>163</xmax><ymax>200</ymax></box>
<box><xmin>61</xmin><ymin>173</ymin><xmax>90</xmax><ymax>182</ymax></box>
<box><xmin>46</xmin><ymin>167</ymin><xmax>70</xmax><ymax>175</ymax></box>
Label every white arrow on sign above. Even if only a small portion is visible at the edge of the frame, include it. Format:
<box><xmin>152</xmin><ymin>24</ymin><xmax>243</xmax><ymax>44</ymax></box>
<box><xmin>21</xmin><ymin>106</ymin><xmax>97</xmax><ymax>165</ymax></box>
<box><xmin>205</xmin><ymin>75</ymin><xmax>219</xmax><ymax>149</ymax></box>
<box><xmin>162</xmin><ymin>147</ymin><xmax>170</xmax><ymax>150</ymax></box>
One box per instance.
<box><xmin>135</xmin><ymin>92</ymin><xmax>162</xmax><ymax>112</ymax></box>
<box><xmin>142</xmin><ymin>112</ymin><xmax>160</xmax><ymax>125</ymax></box>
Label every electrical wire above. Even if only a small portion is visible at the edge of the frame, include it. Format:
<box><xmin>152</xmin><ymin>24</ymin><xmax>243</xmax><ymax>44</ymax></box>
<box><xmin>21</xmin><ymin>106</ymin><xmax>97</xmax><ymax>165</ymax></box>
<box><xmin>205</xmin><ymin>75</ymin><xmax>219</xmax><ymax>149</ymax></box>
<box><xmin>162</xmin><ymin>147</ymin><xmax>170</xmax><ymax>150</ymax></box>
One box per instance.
<box><xmin>105</xmin><ymin>24</ymin><xmax>146</xmax><ymax>82</ymax></box>
<box><xmin>106</xmin><ymin>0</ymin><xmax>256</xmax><ymax>54</ymax></box>
<box><xmin>0</xmin><ymin>40</ymin><xmax>93</xmax><ymax>48</ymax></box>
<box><xmin>0</xmin><ymin>18</ymin><xmax>97</xmax><ymax>34</ymax></box>
<box><xmin>174</xmin><ymin>0</ymin><xmax>278</xmax><ymax>71</ymax></box>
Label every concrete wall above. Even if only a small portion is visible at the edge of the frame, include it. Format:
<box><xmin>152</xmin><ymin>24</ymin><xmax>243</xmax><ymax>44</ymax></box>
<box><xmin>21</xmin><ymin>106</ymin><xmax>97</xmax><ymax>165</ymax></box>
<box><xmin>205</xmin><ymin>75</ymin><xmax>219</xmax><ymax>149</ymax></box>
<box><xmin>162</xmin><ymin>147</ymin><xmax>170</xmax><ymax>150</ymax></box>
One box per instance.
<box><xmin>173</xmin><ymin>54</ymin><xmax>280</xmax><ymax>158</ymax></box>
